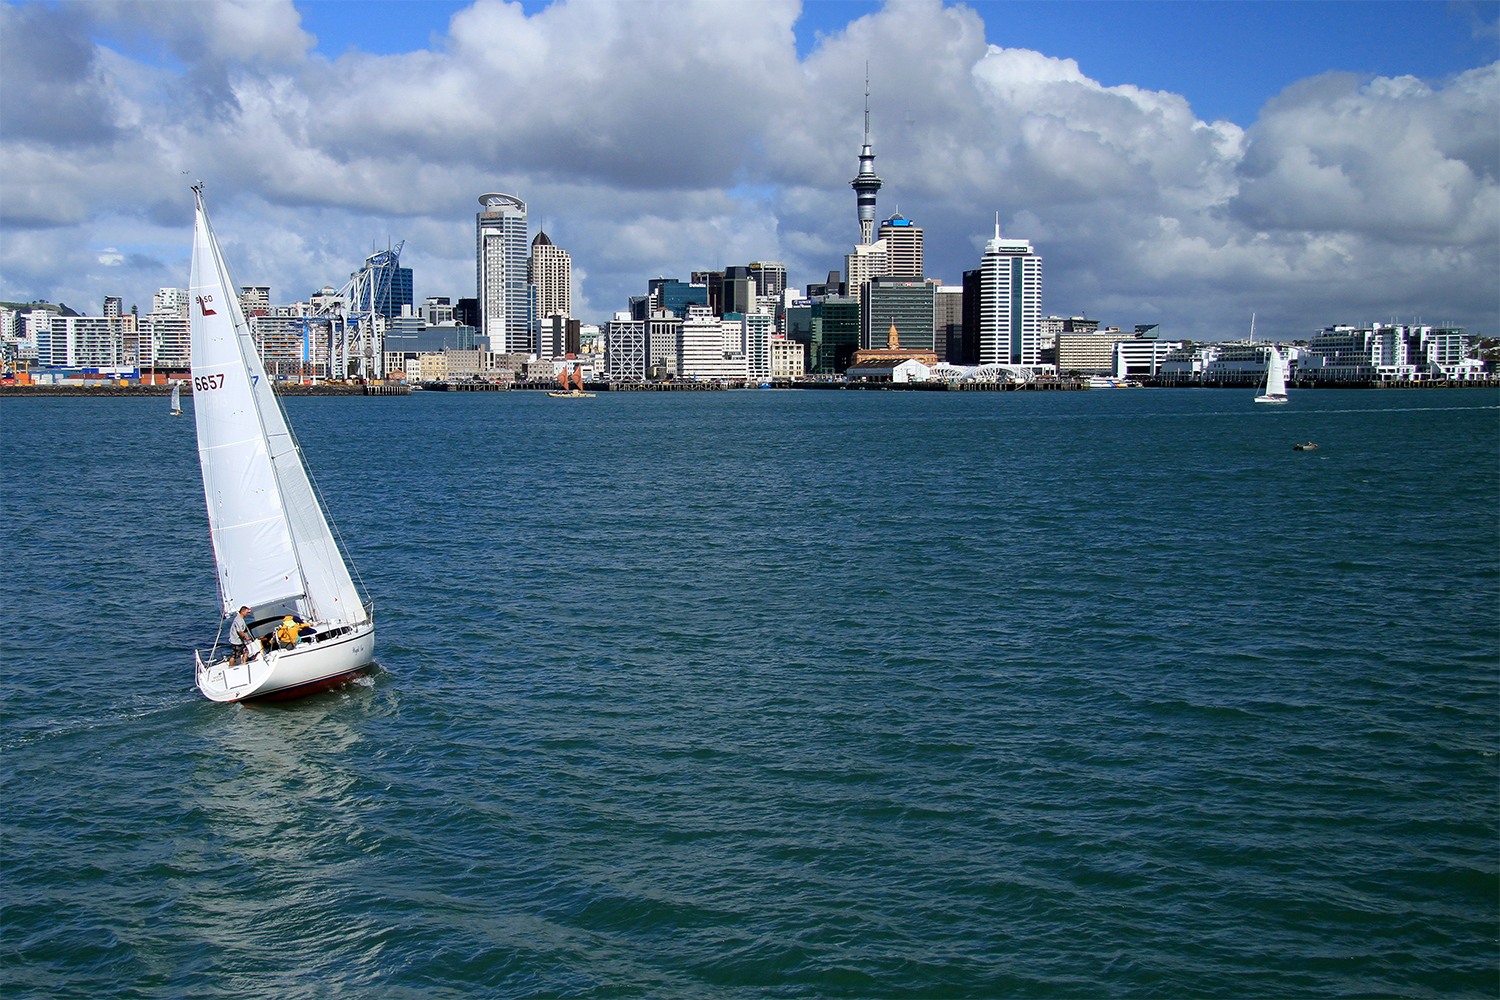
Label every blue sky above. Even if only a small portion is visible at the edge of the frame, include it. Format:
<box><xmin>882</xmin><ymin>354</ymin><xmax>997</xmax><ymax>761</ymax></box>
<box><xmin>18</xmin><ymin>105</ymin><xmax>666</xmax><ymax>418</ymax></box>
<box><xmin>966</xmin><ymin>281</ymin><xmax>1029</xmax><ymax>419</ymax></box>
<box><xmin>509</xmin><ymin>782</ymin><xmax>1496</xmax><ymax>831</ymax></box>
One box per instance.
<box><xmin>3</xmin><ymin>0</ymin><xmax>1497</xmax><ymax>340</ymax></box>
<box><xmin>293</xmin><ymin>1</ymin><xmax>1498</xmax><ymax>125</ymax></box>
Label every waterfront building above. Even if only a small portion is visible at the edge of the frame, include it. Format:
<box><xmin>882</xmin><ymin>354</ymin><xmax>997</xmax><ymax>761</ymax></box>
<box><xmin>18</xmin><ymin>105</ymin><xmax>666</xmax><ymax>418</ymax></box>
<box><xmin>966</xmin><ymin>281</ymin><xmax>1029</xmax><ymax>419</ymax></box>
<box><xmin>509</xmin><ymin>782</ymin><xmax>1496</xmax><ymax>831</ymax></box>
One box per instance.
<box><xmin>934</xmin><ymin>285</ymin><xmax>962</xmax><ymax>364</ymax></box>
<box><xmin>528</xmin><ymin>231</ymin><xmax>572</xmax><ymax>345</ymax></box>
<box><xmin>647</xmin><ymin>309</ymin><xmax>683</xmax><ymax>379</ymax></box>
<box><xmin>809</xmin><ymin>296</ymin><xmax>860</xmax><ymax>374</ymax></box>
<box><xmin>849</xmin><ymin>320</ymin><xmax>939</xmax><ymax>375</ymax></box>
<box><xmin>861</xmin><ymin>276</ymin><xmax>935</xmax><ymax>352</ymax></box>
<box><xmin>877</xmin><ymin>215</ymin><xmax>923</xmax><ymax>278</ymax></box>
<box><xmin>976</xmin><ymin>226</ymin><xmax>1043</xmax><ymax>366</ymax></box>
<box><xmin>770</xmin><ymin>337</ymin><xmax>806</xmax><ymax>380</ymax></box>
<box><xmin>606</xmin><ymin>314</ymin><xmax>647</xmax><ymax>380</ymax></box>
<box><xmin>249</xmin><ymin>311</ymin><xmax>332</xmax><ymax>379</ymax></box>
<box><xmin>741</xmin><ymin>311</ymin><xmax>777</xmax><ymax>381</ymax></box>
<box><xmin>1113</xmin><ymin>338</ymin><xmax>1185</xmax><ymax>379</ymax></box>
<box><xmin>47</xmin><ymin>314</ymin><xmax>135</xmax><ymax>368</ymax></box>
<box><xmin>1056</xmin><ymin>329</ymin><xmax>1133</xmax><ymax>375</ymax></box>
<box><xmin>1159</xmin><ymin>344</ymin><xmax>1219</xmax><ymax>376</ymax></box>
<box><xmin>679</xmin><ymin>305</ymin><xmax>747</xmax><ymax>380</ymax></box>
<box><xmin>476</xmin><ymin>193</ymin><xmax>532</xmax><ymax>354</ymax></box>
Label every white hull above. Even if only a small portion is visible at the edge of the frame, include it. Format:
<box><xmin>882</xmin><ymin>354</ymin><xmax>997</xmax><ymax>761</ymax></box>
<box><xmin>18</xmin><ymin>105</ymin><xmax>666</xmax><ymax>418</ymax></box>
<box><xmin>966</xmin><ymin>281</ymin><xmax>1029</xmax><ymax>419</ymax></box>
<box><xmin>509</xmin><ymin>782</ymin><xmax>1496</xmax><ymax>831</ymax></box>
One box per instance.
<box><xmin>1254</xmin><ymin>394</ymin><xmax>1288</xmax><ymax>404</ymax></box>
<box><xmin>195</xmin><ymin>621</ymin><xmax>375</xmax><ymax>702</ymax></box>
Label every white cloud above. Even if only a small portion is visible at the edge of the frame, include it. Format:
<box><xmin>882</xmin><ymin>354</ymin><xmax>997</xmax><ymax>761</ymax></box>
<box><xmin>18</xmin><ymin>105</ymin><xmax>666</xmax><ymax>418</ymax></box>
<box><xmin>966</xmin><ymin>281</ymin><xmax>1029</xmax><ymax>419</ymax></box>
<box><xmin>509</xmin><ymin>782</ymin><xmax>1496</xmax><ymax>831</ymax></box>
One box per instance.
<box><xmin>0</xmin><ymin>0</ymin><xmax>1494</xmax><ymax>340</ymax></box>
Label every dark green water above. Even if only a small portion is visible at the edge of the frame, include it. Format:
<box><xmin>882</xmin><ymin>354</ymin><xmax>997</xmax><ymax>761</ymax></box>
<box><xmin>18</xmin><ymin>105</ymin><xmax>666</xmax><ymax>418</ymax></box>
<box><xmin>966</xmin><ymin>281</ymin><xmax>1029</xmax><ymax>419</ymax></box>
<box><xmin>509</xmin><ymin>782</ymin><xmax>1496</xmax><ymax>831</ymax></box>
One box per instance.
<box><xmin>3</xmin><ymin>388</ymin><xmax>1496</xmax><ymax>998</ymax></box>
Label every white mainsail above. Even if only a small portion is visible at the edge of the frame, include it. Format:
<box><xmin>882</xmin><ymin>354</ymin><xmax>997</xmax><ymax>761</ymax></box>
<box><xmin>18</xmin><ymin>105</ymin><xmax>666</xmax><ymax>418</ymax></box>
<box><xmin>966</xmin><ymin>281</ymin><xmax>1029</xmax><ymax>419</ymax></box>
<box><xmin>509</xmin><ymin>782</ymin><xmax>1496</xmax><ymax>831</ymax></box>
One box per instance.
<box><xmin>169</xmin><ymin>381</ymin><xmax>181</xmax><ymax>413</ymax></box>
<box><xmin>189</xmin><ymin>188</ymin><xmax>366</xmax><ymax>625</ymax></box>
<box><xmin>1264</xmin><ymin>347</ymin><xmax>1287</xmax><ymax>397</ymax></box>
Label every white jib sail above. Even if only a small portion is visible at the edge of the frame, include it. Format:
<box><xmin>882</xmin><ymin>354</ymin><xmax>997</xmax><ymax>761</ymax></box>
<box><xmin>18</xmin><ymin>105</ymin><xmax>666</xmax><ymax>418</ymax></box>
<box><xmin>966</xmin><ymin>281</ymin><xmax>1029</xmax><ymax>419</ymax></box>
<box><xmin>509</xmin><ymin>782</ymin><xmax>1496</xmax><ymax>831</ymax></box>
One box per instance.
<box><xmin>189</xmin><ymin>189</ymin><xmax>365</xmax><ymax>624</ymax></box>
<box><xmin>1265</xmin><ymin>347</ymin><xmax>1287</xmax><ymax>397</ymax></box>
<box><xmin>170</xmin><ymin>382</ymin><xmax>180</xmax><ymax>411</ymax></box>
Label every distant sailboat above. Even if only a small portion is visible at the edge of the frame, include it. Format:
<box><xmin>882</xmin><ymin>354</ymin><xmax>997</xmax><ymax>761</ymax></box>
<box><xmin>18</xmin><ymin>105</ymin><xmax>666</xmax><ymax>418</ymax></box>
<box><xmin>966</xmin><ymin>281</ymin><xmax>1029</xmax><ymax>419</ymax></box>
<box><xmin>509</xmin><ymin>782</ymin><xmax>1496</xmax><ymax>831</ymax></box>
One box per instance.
<box><xmin>187</xmin><ymin>184</ymin><xmax>375</xmax><ymax>702</ymax></box>
<box><xmin>548</xmin><ymin>360</ymin><xmax>595</xmax><ymax>398</ymax></box>
<box><xmin>1255</xmin><ymin>346</ymin><xmax>1289</xmax><ymax>404</ymax></box>
<box><xmin>169</xmin><ymin>380</ymin><xmax>182</xmax><ymax>415</ymax></box>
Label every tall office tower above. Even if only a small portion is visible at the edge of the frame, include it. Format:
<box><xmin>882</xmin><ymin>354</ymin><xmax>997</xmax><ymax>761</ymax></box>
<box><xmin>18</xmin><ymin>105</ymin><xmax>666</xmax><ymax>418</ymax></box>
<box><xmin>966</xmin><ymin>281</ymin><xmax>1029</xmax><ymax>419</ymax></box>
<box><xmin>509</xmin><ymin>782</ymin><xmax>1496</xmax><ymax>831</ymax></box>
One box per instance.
<box><xmin>528</xmin><ymin>231</ymin><xmax>572</xmax><ymax>346</ymax></box>
<box><xmin>692</xmin><ymin>270</ymin><xmax>725</xmax><ymax>315</ymax></box>
<box><xmin>844</xmin><ymin>239</ymin><xmax>888</xmax><ymax>309</ymax></box>
<box><xmin>476</xmin><ymin>193</ymin><xmax>532</xmax><ymax>354</ymax></box>
<box><xmin>877</xmin><ymin>215</ymin><xmax>923</xmax><ymax>278</ymax></box>
<box><xmin>961</xmin><ymin>269</ymin><xmax>982</xmax><ymax>365</ymax></box>
<box><xmin>934</xmin><ymin>285</ymin><xmax>962</xmax><ymax>363</ymax></box>
<box><xmin>103</xmin><ymin>296</ymin><xmax>122</xmax><ymax>319</ymax></box>
<box><xmin>722</xmin><ymin>267</ymin><xmax>756</xmax><ymax>316</ymax></box>
<box><xmin>656</xmin><ymin>279</ymin><xmax>708</xmax><ymax>317</ymax></box>
<box><xmin>977</xmin><ymin>224</ymin><xmax>1043</xmax><ymax>366</ymax></box>
<box><xmin>850</xmin><ymin>71</ymin><xmax>883</xmax><ymax>245</ymax></box>
<box><xmin>747</xmin><ymin>261</ymin><xmax>787</xmax><ymax>300</ymax></box>
<box><xmin>861</xmin><ymin>277</ymin><xmax>935</xmax><ymax>351</ymax></box>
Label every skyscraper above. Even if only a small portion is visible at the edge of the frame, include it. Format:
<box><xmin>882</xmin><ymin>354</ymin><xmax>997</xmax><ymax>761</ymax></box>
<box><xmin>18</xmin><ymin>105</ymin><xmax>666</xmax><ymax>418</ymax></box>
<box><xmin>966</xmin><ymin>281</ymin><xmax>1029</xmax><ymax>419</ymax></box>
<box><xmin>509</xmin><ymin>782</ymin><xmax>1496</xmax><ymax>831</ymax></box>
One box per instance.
<box><xmin>877</xmin><ymin>215</ymin><xmax>923</xmax><ymax>278</ymax></box>
<box><xmin>528</xmin><ymin>231</ymin><xmax>571</xmax><ymax>348</ymax></box>
<box><xmin>977</xmin><ymin>224</ymin><xmax>1043</xmax><ymax>366</ymax></box>
<box><xmin>850</xmin><ymin>72</ymin><xmax>883</xmax><ymax>245</ymax></box>
<box><xmin>476</xmin><ymin>193</ymin><xmax>531</xmax><ymax>354</ymax></box>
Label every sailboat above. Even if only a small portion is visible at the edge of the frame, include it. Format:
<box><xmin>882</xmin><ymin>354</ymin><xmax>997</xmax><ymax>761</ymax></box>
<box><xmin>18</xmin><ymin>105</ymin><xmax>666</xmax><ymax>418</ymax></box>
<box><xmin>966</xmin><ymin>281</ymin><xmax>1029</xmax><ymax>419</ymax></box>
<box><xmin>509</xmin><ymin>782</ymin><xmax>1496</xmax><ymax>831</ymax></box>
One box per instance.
<box><xmin>1255</xmin><ymin>345</ymin><xmax>1289</xmax><ymax>404</ymax></box>
<box><xmin>169</xmin><ymin>380</ymin><xmax>182</xmax><ymax>415</ymax></box>
<box><xmin>188</xmin><ymin>185</ymin><xmax>375</xmax><ymax>702</ymax></box>
<box><xmin>548</xmin><ymin>361</ymin><xmax>594</xmax><ymax>398</ymax></box>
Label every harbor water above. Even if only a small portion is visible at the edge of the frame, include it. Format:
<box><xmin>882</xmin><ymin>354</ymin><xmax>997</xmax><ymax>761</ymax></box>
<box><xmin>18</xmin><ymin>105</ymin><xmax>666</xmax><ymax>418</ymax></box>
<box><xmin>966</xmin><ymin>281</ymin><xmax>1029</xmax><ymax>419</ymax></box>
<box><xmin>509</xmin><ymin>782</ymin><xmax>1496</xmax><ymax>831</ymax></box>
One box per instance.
<box><xmin>2</xmin><ymin>388</ymin><xmax>1496</xmax><ymax>997</ymax></box>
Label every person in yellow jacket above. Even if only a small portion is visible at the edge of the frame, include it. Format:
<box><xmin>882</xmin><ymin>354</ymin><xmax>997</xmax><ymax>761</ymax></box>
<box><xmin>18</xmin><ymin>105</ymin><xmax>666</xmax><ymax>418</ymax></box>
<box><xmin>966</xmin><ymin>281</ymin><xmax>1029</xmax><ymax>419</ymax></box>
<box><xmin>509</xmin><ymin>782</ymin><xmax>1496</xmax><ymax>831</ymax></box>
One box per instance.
<box><xmin>275</xmin><ymin>616</ymin><xmax>302</xmax><ymax>650</ymax></box>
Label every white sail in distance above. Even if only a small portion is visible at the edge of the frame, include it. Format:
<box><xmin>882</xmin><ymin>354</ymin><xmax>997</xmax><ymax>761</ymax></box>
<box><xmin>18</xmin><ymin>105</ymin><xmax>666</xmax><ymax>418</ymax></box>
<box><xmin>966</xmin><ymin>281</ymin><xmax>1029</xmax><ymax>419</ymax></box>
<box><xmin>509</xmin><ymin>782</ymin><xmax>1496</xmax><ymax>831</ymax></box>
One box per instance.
<box><xmin>1264</xmin><ymin>347</ymin><xmax>1287</xmax><ymax>398</ymax></box>
<box><xmin>189</xmin><ymin>189</ymin><xmax>366</xmax><ymax>624</ymax></box>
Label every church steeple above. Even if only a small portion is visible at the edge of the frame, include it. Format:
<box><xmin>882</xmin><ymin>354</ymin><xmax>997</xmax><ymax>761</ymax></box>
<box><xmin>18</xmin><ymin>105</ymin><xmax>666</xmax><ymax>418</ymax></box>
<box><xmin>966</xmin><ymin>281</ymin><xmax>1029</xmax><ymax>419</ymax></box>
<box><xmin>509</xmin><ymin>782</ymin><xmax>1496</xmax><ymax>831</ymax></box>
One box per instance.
<box><xmin>850</xmin><ymin>64</ymin><xmax>883</xmax><ymax>245</ymax></box>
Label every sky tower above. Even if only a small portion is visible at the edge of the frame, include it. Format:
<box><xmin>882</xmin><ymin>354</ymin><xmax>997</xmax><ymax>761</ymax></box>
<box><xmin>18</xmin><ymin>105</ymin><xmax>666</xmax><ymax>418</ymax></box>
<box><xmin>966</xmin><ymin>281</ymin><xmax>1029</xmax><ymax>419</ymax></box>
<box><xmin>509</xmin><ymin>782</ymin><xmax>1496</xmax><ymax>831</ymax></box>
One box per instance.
<box><xmin>850</xmin><ymin>67</ymin><xmax>883</xmax><ymax>245</ymax></box>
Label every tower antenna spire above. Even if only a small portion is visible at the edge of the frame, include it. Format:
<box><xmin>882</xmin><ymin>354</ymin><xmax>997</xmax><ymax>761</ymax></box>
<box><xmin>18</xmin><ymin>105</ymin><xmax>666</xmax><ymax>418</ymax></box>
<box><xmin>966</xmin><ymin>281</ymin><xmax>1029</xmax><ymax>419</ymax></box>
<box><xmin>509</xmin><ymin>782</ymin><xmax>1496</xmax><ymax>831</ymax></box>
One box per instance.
<box><xmin>851</xmin><ymin>63</ymin><xmax>883</xmax><ymax>245</ymax></box>
<box><xmin>864</xmin><ymin>62</ymin><xmax>871</xmax><ymax>144</ymax></box>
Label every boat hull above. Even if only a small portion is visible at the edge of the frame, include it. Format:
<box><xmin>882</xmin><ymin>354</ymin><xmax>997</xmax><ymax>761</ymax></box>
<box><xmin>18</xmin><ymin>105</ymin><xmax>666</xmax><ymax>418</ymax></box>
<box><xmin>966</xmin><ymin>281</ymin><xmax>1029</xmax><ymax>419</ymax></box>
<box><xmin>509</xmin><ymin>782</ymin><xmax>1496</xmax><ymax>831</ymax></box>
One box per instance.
<box><xmin>195</xmin><ymin>621</ymin><xmax>375</xmax><ymax>703</ymax></box>
<box><xmin>1254</xmin><ymin>394</ymin><xmax>1288</xmax><ymax>403</ymax></box>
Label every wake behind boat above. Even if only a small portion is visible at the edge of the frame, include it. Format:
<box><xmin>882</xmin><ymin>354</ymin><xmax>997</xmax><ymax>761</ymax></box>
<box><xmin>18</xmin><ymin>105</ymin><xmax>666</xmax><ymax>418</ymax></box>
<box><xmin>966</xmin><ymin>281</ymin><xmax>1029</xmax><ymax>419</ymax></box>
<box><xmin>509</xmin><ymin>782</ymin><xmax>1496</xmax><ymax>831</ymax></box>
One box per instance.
<box><xmin>187</xmin><ymin>185</ymin><xmax>374</xmax><ymax>703</ymax></box>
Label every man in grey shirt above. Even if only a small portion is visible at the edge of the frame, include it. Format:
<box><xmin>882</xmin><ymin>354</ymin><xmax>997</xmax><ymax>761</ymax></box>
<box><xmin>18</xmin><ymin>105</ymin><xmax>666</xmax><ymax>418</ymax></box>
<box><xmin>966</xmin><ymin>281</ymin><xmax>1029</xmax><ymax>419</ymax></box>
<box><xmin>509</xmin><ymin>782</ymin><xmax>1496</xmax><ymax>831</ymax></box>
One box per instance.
<box><xmin>230</xmin><ymin>606</ymin><xmax>254</xmax><ymax>665</ymax></box>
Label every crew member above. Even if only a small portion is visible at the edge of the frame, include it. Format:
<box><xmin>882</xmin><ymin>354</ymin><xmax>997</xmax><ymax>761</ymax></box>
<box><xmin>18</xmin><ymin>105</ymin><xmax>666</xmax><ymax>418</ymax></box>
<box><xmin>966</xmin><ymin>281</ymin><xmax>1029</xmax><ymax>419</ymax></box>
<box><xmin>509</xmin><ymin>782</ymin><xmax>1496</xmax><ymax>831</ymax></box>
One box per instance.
<box><xmin>229</xmin><ymin>606</ymin><xmax>255</xmax><ymax>665</ymax></box>
<box><xmin>275</xmin><ymin>616</ymin><xmax>301</xmax><ymax>650</ymax></box>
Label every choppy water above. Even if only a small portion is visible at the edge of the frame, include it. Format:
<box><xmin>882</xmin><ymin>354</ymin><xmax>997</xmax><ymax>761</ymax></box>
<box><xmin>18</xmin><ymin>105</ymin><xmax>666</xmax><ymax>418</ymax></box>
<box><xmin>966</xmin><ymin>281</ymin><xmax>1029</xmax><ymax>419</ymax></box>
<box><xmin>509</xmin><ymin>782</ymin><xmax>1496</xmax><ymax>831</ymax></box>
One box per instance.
<box><xmin>2</xmin><ymin>387</ymin><xmax>1497</xmax><ymax>998</ymax></box>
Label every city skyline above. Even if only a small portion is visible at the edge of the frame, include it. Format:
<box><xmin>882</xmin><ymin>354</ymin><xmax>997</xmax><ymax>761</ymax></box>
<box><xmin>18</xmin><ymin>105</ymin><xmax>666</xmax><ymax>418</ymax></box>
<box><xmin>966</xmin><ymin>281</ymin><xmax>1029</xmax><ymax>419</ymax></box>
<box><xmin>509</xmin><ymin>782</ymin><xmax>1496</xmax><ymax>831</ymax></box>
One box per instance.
<box><xmin>1</xmin><ymin>0</ymin><xmax>1496</xmax><ymax>341</ymax></box>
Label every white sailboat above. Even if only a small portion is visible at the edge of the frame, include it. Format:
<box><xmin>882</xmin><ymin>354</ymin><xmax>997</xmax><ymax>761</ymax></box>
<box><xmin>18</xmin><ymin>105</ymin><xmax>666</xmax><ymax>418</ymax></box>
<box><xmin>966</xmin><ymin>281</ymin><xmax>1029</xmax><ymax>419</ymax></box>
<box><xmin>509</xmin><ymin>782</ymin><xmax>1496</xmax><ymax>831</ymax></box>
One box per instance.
<box><xmin>1255</xmin><ymin>345</ymin><xmax>1289</xmax><ymax>404</ymax></box>
<box><xmin>169</xmin><ymin>380</ymin><xmax>182</xmax><ymax>415</ymax></box>
<box><xmin>188</xmin><ymin>185</ymin><xmax>375</xmax><ymax>702</ymax></box>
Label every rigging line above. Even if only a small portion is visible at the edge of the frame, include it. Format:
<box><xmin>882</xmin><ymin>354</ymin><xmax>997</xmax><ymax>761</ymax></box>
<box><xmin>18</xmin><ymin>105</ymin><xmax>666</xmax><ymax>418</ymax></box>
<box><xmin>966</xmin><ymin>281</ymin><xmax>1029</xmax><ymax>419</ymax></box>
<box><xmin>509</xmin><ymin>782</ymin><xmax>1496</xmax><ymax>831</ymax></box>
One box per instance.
<box><xmin>273</xmin><ymin>393</ymin><xmax>373</xmax><ymax>617</ymax></box>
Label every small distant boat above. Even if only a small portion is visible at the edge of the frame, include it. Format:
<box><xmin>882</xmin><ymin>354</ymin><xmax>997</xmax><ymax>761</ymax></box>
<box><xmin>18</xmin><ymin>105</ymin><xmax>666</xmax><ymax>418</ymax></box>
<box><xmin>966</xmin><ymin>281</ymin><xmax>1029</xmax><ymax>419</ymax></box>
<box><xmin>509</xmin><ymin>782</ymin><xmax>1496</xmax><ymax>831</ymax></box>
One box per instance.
<box><xmin>1086</xmin><ymin>376</ymin><xmax>1142</xmax><ymax>388</ymax></box>
<box><xmin>187</xmin><ymin>184</ymin><xmax>374</xmax><ymax>703</ymax></box>
<box><xmin>169</xmin><ymin>380</ymin><xmax>182</xmax><ymax>415</ymax></box>
<box><xmin>1255</xmin><ymin>346</ymin><xmax>1289</xmax><ymax>404</ymax></box>
<box><xmin>1294</xmin><ymin>441</ymin><xmax>1318</xmax><ymax>451</ymax></box>
<box><xmin>548</xmin><ymin>362</ymin><xmax>594</xmax><ymax>398</ymax></box>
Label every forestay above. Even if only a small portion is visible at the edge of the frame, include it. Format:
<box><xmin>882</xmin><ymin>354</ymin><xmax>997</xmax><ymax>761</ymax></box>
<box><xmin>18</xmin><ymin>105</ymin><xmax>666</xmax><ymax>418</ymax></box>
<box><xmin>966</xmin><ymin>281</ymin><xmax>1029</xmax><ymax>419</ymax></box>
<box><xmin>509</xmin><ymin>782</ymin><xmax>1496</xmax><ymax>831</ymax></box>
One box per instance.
<box><xmin>189</xmin><ymin>189</ymin><xmax>365</xmax><ymax>624</ymax></box>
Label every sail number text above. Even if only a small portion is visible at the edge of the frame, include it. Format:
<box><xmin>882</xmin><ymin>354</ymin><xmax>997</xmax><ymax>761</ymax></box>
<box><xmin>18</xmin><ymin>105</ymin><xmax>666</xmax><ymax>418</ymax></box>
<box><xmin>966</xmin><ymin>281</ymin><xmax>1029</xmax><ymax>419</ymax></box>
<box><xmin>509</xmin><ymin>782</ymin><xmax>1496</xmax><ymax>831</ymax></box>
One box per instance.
<box><xmin>194</xmin><ymin>374</ymin><xmax>226</xmax><ymax>391</ymax></box>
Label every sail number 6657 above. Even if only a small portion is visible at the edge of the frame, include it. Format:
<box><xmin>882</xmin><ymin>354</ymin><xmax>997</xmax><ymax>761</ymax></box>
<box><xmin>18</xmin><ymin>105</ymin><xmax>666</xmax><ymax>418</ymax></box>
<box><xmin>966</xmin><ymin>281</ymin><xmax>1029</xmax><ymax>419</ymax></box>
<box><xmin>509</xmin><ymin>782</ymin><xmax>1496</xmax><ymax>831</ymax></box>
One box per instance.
<box><xmin>194</xmin><ymin>374</ymin><xmax>225</xmax><ymax>391</ymax></box>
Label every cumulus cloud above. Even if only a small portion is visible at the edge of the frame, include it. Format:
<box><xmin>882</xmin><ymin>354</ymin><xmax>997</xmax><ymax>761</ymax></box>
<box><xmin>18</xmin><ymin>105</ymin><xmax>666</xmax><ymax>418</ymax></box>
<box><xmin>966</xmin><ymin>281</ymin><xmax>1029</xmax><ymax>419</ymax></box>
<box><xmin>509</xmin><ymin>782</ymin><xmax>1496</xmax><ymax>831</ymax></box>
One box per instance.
<box><xmin>0</xmin><ymin>0</ymin><xmax>1495</xmax><ymax>340</ymax></box>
